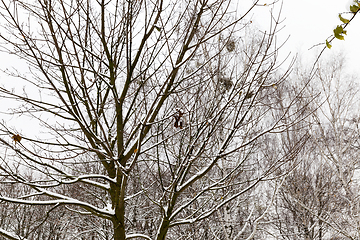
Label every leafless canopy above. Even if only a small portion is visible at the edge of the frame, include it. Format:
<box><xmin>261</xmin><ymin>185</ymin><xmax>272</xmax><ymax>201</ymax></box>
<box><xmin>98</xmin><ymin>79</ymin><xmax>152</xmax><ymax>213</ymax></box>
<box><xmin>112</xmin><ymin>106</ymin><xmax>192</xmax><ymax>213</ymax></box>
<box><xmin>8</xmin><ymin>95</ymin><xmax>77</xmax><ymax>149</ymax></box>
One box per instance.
<box><xmin>0</xmin><ymin>0</ymin><xmax>310</xmax><ymax>239</ymax></box>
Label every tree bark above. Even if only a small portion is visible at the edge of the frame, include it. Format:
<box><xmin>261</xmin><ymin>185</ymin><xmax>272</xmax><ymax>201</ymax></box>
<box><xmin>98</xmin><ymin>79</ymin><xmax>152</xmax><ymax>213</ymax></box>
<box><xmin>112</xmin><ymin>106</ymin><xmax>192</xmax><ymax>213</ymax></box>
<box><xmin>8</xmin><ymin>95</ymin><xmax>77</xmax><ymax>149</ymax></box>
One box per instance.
<box><xmin>112</xmin><ymin>173</ymin><xmax>127</xmax><ymax>240</ymax></box>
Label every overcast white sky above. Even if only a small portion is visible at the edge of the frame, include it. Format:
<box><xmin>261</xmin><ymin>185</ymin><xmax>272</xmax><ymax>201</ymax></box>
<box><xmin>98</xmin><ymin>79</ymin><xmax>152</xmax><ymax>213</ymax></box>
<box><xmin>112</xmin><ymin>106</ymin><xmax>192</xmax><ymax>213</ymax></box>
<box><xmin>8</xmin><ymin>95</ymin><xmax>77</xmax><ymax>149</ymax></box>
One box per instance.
<box><xmin>0</xmin><ymin>0</ymin><xmax>358</xmax><ymax>141</ymax></box>
<box><xmin>244</xmin><ymin>0</ymin><xmax>360</xmax><ymax>73</ymax></box>
<box><xmin>0</xmin><ymin>0</ymin><xmax>358</xmax><ymax>74</ymax></box>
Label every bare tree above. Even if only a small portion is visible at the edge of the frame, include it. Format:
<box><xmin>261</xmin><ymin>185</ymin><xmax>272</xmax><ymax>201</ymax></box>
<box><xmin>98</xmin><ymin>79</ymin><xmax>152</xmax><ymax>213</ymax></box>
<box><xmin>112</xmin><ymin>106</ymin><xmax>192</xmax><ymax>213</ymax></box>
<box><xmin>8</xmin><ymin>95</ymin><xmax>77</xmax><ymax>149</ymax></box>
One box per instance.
<box><xmin>0</xmin><ymin>0</ymin><xmax>309</xmax><ymax>239</ymax></box>
<box><xmin>269</xmin><ymin>56</ymin><xmax>360</xmax><ymax>240</ymax></box>
<box><xmin>308</xmin><ymin>56</ymin><xmax>360</xmax><ymax>239</ymax></box>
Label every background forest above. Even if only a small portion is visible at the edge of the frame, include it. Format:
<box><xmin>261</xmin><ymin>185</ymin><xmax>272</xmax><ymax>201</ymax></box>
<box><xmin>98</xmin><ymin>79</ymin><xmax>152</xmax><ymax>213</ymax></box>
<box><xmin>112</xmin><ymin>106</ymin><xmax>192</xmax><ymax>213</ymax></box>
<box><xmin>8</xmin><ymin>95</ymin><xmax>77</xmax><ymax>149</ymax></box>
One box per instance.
<box><xmin>0</xmin><ymin>0</ymin><xmax>359</xmax><ymax>239</ymax></box>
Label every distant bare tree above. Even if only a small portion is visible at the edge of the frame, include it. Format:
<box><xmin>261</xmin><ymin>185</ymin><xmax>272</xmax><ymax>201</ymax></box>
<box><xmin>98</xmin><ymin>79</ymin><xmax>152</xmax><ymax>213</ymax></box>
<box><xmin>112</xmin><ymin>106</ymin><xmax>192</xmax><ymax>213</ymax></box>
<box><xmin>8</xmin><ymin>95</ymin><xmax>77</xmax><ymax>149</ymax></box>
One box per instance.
<box><xmin>269</xmin><ymin>56</ymin><xmax>360</xmax><ymax>240</ymax></box>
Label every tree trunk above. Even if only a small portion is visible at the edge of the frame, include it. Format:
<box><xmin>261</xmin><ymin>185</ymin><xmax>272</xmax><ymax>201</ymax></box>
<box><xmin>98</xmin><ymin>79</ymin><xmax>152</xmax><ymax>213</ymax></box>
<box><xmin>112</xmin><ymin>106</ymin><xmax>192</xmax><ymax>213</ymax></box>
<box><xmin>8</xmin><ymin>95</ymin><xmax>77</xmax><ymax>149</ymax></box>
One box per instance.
<box><xmin>112</xmin><ymin>173</ymin><xmax>127</xmax><ymax>240</ymax></box>
<box><xmin>113</xmin><ymin>220</ymin><xmax>126</xmax><ymax>240</ymax></box>
<box><xmin>156</xmin><ymin>218</ymin><xmax>170</xmax><ymax>240</ymax></box>
<box><xmin>156</xmin><ymin>191</ymin><xmax>179</xmax><ymax>240</ymax></box>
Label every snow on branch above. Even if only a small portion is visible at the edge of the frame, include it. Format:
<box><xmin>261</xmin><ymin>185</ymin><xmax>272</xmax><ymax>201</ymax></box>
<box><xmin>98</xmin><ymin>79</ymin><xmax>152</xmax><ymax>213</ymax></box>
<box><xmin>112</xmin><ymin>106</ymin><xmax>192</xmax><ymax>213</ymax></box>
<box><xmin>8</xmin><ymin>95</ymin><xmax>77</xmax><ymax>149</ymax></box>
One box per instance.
<box><xmin>0</xmin><ymin>191</ymin><xmax>115</xmax><ymax>219</ymax></box>
<box><xmin>126</xmin><ymin>233</ymin><xmax>152</xmax><ymax>240</ymax></box>
<box><xmin>0</xmin><ymin>228</ymin><xmax>28</xmax><ymax>240</ymax></box>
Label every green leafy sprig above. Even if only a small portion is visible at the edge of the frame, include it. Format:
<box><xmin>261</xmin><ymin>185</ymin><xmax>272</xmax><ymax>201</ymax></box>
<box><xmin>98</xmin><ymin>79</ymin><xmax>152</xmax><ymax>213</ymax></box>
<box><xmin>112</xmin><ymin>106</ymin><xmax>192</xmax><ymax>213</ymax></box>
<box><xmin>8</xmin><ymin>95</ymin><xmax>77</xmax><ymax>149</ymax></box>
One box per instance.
<box><xmin>326</xmin><ymin>0</ymin><xmax>360</xmax><ymax>49</ymax></box>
